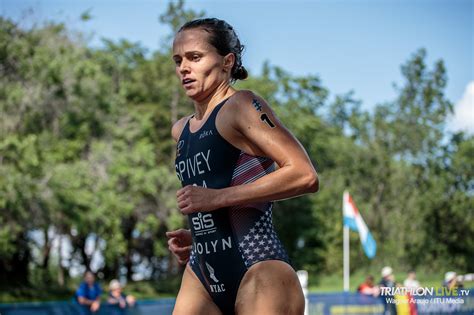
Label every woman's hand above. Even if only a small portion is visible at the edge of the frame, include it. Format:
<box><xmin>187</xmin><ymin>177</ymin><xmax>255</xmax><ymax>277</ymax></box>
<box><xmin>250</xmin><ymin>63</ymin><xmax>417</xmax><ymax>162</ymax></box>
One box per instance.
<box><xmin>176</xmin><ymin>185</ymin><xmax>221</xmax><ymax>214</ymax></box>
<box><xmin>126</xmin><ymin>295</ymin><xmax>136</xmax><ymax>307</ymax></box>
<box><xmin>90</xmin><ymin>300</ymin><xmax>100</xmax><ymax>312</ymax></box>
<box><xmin>119</xmin><ymin>298</ymin><xmax>127</xmax><ymax>309</ymax></box>
<box><xmin>166</xmin><ymin>229</ymin><xmax>192</xmax><ymax>265</ymax></box>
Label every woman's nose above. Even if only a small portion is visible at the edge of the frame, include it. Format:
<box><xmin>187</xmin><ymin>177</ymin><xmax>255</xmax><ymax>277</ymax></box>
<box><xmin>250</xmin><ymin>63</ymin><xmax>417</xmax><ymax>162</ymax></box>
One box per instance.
<box><xmin>179</xmin><ymin>60</ymin><xmax>190</xmax><ymax>74</ymax></box>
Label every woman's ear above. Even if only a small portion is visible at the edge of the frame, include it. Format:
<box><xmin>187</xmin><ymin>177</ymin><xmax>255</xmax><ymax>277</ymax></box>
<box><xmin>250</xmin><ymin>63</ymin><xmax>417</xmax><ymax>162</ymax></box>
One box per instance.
<box><xmin>223</xmin><ymin>53</ymin><xmax>235</xmax><ymax>72</ymax></box>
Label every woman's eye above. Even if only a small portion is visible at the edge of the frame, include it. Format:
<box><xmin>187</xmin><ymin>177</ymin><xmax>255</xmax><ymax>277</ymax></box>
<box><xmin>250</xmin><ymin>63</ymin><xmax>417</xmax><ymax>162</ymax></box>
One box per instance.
<box><xmin>192</xmin><ymin>55</ymin><xmax>201</xmax><ymax>61</ymax></box>
<box><xmin>174</xmin><ymin>59</ymin><xmax>181</xmax><ymax>66</ymax></box>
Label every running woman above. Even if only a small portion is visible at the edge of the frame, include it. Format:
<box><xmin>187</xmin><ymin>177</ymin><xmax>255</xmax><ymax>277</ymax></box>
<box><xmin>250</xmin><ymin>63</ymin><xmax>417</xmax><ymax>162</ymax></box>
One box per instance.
<box><xmin>166</xmin><ymin>18</ymin><xmax>319</xmax><ymax>315</ymax></box>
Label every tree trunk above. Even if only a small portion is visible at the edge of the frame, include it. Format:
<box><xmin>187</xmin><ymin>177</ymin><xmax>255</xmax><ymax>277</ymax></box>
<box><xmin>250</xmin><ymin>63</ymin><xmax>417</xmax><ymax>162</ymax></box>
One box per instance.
<box><xmin>123</xmin><ymin>215</ymin><xmax>137</xmax><ymax>281</ymax></box>
<box><xmin>100</xmin><ymin>257</ymin><xmax>119</xmax><ymax>280</ymax></box>
<box><xmin>41</xmin><ymin>227</ymin><xmax>51</xmax><ymax>270</ymax></box>
<box><xmin>74</xmin><ymin>235</ymin><xmax>91</xmax><ymax>271</ymax></box>
<box><xmin>0</xmin><ymin>232</ymin><xmax>30</xmax><ymax>286</ymax></box>
<box><xmin>57</xmin><ymin>234</ymin><xmax>65</xmax><ymax>287</ymax></box>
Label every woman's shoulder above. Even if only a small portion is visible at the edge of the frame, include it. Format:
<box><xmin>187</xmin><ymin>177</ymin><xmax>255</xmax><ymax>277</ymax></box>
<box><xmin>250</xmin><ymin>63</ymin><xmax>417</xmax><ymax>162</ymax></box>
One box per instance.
<box><xmin>171</xmin><ymin>115</ymin><xmax>192</xmax><ymax>142</ymax></box>
<box><xmin>226</xmin><ymin>89</ymin><xmax>276</xmax><ymax>122</ymax></box>
<box><xmin>225</xmin><ymin>90</ymin><xmax>269</xmax><ymax>115</ymax></box>
<box><xmin>229</xmin><ymin>89</ymin><xmax>259</xmax><ymax>104</ymax></box>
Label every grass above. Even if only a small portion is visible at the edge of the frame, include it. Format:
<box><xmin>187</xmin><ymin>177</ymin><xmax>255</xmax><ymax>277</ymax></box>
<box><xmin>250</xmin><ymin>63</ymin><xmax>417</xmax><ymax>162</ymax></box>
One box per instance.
<box><xmin>308</xmin><ymin>269</ymin><xmax>462</xmax><ymax>293</ymax></box>
<box><xmin>0</xmin><ymin>278</ymin><xmax>178</xmax><ymax>304</ymax></box>
<box><xmin>0</xmin><ymin>285</ymin><xmax>76</xmax><ymax>304</ymax></box>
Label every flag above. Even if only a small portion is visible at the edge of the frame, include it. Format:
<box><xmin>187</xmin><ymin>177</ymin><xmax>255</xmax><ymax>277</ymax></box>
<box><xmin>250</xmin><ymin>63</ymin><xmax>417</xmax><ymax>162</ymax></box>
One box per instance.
<box><xmin>343</xmin><ymin>191</ymin><xmax>377</xmax><ymax>259</ymax></box>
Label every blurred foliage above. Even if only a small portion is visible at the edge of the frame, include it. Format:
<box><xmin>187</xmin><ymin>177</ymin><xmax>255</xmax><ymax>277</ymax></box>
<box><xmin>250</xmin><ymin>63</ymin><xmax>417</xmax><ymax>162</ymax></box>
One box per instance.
<box><xmin>0</xmin><ymin>0</ymin><xmax>473</xmax><ymax>301</ymax></box>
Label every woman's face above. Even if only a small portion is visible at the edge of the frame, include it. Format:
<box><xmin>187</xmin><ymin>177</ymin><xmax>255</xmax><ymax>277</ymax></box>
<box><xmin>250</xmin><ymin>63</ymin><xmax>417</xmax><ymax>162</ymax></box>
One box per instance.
<box><xmin>172</xmin><ymin>28</ymin><xmax>232</xmax><ymax>101</ymax></box>
<box><xmin>111</xmin><ymin>288</ymin><xmax>122</xmax><ymax>296</ymax></box>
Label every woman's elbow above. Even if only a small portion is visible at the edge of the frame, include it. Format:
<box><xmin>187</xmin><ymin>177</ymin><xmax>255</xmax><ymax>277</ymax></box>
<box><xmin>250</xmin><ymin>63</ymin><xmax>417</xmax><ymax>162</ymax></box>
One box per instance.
<box><xmin>302</xmin><ymin>170</ymin><xmax>319</xmax><ymax>193</ymax></box>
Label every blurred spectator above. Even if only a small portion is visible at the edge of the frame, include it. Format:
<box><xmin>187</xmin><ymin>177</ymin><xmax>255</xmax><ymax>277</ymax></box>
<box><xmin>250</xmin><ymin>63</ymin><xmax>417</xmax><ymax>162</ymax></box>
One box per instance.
<box><xmin>379</xmin><ymin>266</ymin><xmax>397</xmax><ymax>315</ymax></box>
<box><xmin>403</xmin><ymin>270</ymin><xmax>420</xmax><ymax>289</ymax></box>
<box><xmin>357</xmin><ymin>275</ymin><xmax>379</xmax><ymax>296</ymax></box>
<box><xmin>75</xmin><ymin>271</ymin><xmax>102</xmax><ymax>314</ymax></box>
<box><xmin>108</xmin><ymin>279</ymin><xmax>136</xmax><ymax>310</ymax></box>
<box><xmin>443</xmin><ymin>271</ymin><xmax>464</xmax><ymax>289</ymax></box>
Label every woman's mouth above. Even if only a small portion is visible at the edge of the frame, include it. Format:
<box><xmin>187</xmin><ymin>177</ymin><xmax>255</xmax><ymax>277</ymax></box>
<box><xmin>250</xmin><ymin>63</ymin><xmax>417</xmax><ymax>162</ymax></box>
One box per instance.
<box><xmin>182</xmin><ymin>78</ymin><xmax>196</xmax><ymax>88</ymax></box>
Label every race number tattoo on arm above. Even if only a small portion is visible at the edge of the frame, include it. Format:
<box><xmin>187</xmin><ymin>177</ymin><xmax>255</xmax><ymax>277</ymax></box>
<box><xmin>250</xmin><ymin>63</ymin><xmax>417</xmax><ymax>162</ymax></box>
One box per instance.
<box><xmin>252</xmin><ymin>99</ymin><xmax>263</xmax><ymax>112</ymax></box>
<box><xmin>252</xmin><ymin>98</ymin><xmax>276</xmax><ymax>128</ymax></box>
<box><xmin>260</xmin><ymin>113</ymin><xmax>276</xmax><ymax>128</ymax></box>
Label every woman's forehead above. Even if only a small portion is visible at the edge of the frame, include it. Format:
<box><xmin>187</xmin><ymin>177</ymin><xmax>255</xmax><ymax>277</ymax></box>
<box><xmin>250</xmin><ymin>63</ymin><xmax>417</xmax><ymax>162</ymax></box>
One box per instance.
<box><xmin>173</xmin><ymin>29</ymin><xmax>214</xmax><ymax>53</ymax></box>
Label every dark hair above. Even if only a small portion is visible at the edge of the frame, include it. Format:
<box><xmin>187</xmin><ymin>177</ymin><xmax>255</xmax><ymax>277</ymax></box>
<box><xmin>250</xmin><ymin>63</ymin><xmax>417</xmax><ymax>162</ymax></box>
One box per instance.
<box><xmin>178</xmin><ymin>18</ymin><xmax>248</xmax><ymax>82</ymax></box>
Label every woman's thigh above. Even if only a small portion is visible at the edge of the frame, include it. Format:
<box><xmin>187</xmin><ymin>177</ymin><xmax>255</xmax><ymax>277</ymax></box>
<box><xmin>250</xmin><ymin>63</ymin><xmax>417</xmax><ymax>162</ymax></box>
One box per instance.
<box><xmin>173</xmin><ymin>265</ymin><xmax>222</xmax><ymax>315</ymax></box>
<box><xmin>235</xmin><ymin>260</ymin><xmax>305</xmax><ymax>315</ymax></box>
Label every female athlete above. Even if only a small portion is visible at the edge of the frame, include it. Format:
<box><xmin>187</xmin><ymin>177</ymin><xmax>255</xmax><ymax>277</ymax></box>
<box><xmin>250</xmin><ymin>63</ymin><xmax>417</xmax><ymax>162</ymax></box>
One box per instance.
<box><xmin>166</xmin><ymin>18</ymin><xmax>318</xmax><ymax>315</ymax></box>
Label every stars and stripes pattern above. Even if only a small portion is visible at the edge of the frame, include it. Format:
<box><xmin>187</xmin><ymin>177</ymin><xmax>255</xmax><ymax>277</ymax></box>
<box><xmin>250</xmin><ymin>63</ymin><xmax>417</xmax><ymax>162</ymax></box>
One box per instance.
<box><xmin>238</xmin><ymin>206</ymin><xmax>289</xmax><ymax>267</ymax></box>
<box><xmin>230</xmin><ymin>152</ymin><xmax>275</xmax><ymax>211</ymax></box>
<box><xmin>231</xmin><ymin>152</ymin><xmax>275</xmax><ymax>186</ymax></box>
<box><xmin>189</xmin><ymin>249</ymin><xmax>196</xmax><ymax>266</ymax></box>
<box><xmin>231</xmin><ymin>152</ymin><xmax>288</xmax><ymax>267</ymax></box>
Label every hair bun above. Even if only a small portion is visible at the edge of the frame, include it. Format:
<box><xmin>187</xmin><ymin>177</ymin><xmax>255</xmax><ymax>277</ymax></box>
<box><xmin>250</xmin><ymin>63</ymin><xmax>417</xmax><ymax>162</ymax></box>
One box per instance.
<box><xmin>233</xmin><ymin>66</ymin><xmax>248</xmax><ymax>81</ymax></box>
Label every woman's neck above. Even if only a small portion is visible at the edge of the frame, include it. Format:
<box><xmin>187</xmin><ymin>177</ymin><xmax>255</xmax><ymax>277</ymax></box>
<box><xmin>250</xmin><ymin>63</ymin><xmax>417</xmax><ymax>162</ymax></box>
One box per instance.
<box><xmin>193</xmin><ymin>83</ymin><xmax>236</xmax><ymax>120</ymax></box>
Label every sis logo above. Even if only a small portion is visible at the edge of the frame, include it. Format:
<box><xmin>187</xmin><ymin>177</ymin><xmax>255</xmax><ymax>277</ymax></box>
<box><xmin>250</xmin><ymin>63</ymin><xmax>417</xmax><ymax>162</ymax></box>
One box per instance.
<box><xmin>192</xmin><ymin>213</ymin><xmax>216</xmax><ymax>236</ymax></box>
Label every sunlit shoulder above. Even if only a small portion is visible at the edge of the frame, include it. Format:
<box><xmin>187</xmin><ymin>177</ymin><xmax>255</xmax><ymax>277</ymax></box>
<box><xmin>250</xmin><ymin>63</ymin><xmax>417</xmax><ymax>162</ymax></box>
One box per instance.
<box><xmin>224</xmin><ymin>89</ymin><xmax>280</xmax><ymax>132</ymax></box>
<box><xmin>171</xmin><ymin>115</ymin><xmax>192</xmax><ymax>142</ymax></box>
<box><xmin>227</xmin><ymin>90</ymin><xmax>272</xmax><ymax>117</ymax></box>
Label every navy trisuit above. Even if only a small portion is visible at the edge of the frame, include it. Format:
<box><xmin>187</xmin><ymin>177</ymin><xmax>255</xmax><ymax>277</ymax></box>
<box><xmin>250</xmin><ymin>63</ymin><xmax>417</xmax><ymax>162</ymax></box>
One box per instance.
<box><xmin>175</xmin><ymin>98</ymin><xmax>290</xmax><ymax>314</ymax></box>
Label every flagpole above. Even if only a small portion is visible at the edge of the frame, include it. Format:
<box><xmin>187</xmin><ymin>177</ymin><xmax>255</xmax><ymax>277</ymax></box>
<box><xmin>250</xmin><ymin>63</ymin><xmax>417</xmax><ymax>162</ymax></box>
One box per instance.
<box><xmin>343</xmin><ymin>191</ymin><xmax>350</xmax><ymax>292</ymax></box>
<box><xmin>343</xmin><ymin>224</ymin><xmax>349</xmax><ymax>291</ymax></box>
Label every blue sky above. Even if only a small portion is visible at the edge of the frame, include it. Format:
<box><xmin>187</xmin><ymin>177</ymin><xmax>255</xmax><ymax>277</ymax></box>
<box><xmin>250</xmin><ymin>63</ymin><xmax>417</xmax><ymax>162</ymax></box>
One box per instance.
<box><xmin>2</xmin><ymin>0</ymin><xmax>473</xmax><ymax>132</ymax></box>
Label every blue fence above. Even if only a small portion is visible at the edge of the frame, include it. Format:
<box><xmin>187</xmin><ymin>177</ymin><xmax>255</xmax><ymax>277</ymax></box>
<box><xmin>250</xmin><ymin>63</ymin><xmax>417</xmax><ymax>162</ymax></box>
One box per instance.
<box><xmin>306</xmin><ymin>290</ymin><xmax>474</xmax><ymax>314</ymax></box>
<box><xmin>1</xmin><ymin>291</ymin><xmax>473</xmax><ymax>315</ymax></box>
<box><xmin>0</xmin><ymin>299</ymin><xmax>175</xmax><ymax>315</ymax></box>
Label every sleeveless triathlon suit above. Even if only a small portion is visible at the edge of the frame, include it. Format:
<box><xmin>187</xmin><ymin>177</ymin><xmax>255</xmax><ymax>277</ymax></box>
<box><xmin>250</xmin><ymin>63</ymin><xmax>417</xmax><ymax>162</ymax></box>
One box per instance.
<box><xmin>174</xmin><ymin>98</ymin><xmax>290</xmax><ymax>314</ymax></box>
